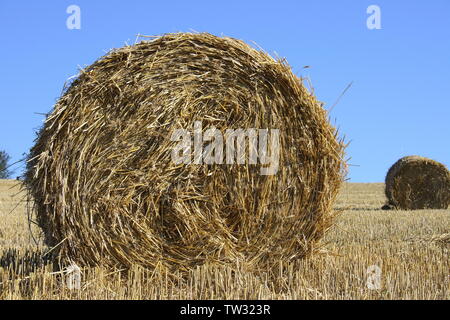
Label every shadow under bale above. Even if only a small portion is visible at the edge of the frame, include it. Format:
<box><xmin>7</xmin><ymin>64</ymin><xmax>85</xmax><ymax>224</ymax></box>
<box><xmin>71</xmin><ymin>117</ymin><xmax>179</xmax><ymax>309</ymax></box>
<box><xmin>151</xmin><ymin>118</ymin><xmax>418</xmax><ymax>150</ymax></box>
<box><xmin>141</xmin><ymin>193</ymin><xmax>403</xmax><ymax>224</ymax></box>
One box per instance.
<box><xmin>0</xmin><ymin>248</ymin><xmax>53</xmax><ymax>276</ymax></box>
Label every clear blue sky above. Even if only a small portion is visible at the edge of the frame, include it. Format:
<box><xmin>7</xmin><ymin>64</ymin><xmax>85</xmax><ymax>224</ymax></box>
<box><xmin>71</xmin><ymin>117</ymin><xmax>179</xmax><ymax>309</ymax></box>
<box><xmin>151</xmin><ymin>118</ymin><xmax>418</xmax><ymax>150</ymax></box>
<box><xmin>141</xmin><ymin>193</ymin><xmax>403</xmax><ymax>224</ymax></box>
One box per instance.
<box><xmin>0</xmin><ymin>0</ymin><xmax>449</xmax><ymax>182</ymax></box>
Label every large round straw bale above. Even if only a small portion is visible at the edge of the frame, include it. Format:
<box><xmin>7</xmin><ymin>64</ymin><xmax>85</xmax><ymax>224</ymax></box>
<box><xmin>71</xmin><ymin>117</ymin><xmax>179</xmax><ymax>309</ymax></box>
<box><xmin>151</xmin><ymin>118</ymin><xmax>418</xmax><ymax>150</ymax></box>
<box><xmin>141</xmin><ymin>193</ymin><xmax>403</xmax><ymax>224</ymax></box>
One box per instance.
<box><xmin>25</xmin><ymin>33</ymin><xmax>346</xmax><ymax>272</ymax></box>
<box><xmin>385</xmin><ymin>156</ymin><xmax>450</xmax><ymax>210</ymax></box>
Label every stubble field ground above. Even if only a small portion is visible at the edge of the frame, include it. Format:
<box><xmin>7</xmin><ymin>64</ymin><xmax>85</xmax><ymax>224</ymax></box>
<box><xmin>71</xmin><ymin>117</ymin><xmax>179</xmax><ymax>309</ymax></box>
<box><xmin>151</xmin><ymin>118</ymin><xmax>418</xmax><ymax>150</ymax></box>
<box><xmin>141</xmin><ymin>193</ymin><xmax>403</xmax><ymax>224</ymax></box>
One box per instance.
<box><xmin>0</xmin><ymin>179</ymin><xmax>448</xmax><ymax>299</ymax></box>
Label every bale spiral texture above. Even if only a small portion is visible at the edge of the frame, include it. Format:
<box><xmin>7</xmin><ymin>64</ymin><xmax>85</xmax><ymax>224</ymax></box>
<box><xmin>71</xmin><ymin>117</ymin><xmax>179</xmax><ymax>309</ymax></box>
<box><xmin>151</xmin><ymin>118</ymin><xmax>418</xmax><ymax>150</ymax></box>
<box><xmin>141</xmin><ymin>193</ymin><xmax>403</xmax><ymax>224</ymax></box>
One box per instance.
<box><xmin>26</xmin><ymin>33</ymin><xmax>346</xmax><ymax>272</ymax></box>
<box><xmin>385</xmin><ymin>156</ymin><xmax>450</xmax><ymax>210</ymax></box>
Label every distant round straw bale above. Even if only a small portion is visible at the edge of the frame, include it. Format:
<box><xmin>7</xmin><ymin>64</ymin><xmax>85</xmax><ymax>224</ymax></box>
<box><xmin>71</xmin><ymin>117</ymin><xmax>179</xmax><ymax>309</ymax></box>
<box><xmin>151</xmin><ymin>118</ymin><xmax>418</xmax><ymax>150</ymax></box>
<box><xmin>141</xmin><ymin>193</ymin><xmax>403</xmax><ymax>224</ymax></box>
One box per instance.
<box><xmin>25</xmin><ymin>33</ymin><xmax>346</xmax><ymax>272</ymax></box>
<box><xmin>385</xmin><ymin>156</ymin><xmax>450</xmax><ymax>210</ymax></box>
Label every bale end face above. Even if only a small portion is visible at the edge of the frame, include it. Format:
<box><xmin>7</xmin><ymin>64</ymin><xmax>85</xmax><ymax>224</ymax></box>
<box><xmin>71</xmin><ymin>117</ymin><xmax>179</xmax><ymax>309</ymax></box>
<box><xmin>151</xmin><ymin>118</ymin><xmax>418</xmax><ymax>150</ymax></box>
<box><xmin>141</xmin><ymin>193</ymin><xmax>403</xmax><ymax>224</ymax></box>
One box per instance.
<box><xmin>385</xmin><ymin>156</ymin><xmax>450</xmax><ymax>210</ymax></box>
<box><xmin>25</xmin><ymin>32</ymin><xmax>347</xmax><ymax>272</ymax></box>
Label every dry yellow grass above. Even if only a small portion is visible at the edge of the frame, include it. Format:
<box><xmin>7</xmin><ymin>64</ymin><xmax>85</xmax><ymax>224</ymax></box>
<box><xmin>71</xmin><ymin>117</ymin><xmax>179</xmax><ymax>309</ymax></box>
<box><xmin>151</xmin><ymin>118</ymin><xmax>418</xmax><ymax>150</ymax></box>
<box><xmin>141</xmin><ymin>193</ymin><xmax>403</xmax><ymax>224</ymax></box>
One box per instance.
<box><xmin>0</xmin><ymin>180</ymin><xmax>448</xmax><ymax>300</ymax></box>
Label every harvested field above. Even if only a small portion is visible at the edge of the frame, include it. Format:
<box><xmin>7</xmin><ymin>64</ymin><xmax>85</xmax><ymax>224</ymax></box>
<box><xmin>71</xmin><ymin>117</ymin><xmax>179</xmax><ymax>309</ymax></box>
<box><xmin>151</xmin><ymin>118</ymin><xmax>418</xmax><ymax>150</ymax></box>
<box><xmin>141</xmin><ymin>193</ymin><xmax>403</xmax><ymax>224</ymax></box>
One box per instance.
<box><xmin>0</xmin><ymin>180</ymin><xmax>448</xmax><ymax>300</ymax></box>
